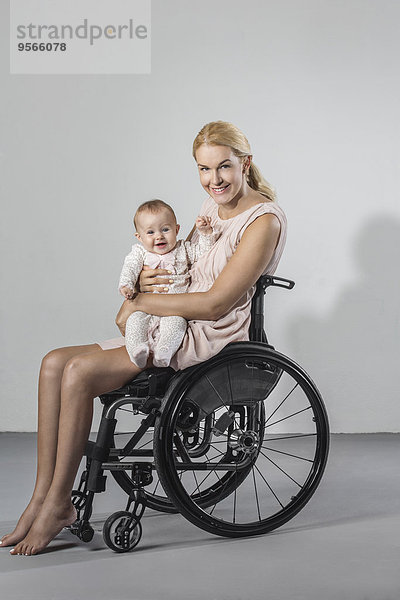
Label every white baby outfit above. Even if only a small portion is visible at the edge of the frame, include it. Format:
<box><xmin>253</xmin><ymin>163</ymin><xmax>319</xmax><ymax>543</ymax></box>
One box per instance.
<box><xmin>119</xmin><ymin>233</ymin><xmax>217</xmax><ymax>368</ymax></box>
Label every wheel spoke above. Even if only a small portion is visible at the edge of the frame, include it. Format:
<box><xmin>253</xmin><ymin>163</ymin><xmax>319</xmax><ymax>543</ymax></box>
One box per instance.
<box><xmin>207</xmin><ymin>468</ymin><xmax>236</xmax><ymax>516</ymax></box>
<box><xmin>117</xmin><ymin>407</ymin><xmax>138</xmax><ymax>415</ymax></box>
<box><xmin>191</xmin><ymin>470</ymin><xmax>203</xmax><ymax>497</ymax></box>
<box><xmin>258</xmin><ymin>449</ymin><xmax>303</xmax><ymax>487</ymax></box>
<box><xmin>151</xmin><ymin>478</ymin><xmax>161</xmax><ymax>496</ymax></box>
<box><xmin>173</xmin><ymin>433</ymin><xmax>192</xmax><ymax>463</ymax></box>
<box><xmin>137</xmin><ymin>438</ymin><xmax>153</xmax><ymax>450</ymax></box>
<box><xmin>265</xmin><ymin>383</ymin><xmax>299</xmax><ymax>424</ymax></box>
<box><xmin>208</xmin><ymin>442</ymin><xmax>228</xmax><ymax>457</ymax></box>
<box><xmin>205</xmin><ymin>373</ymin><xmax>241</xmax><ymax>430</ymax></box>
<box><xmin>261</xmin><ymin>446</ymin><xmax>314</xmax><ymax>463</ymax></box>
<box><xmin>265</xmin><ymin>433</ymin><xmax>317</xmax><ymax>442</ymax></box>
<box><xmin>233</xmin><ymin>464</ymin><xmax>238</xmax><ymax>524</ymax></box>
<box><xmin>204</xmin><ymin>374</ymin><xmax>231</xmax><ymax>411</ymax></box>
<box><xmin>252</xmin><ymin>465</ymin><xmax>262</xmax><ymax>522</ymax></box>
<box><xmin>265</xmin><ymin>406</ymin><xmax>312</xmax><ymax>429</ymax></box>
<box><xmin>253</xmin><ymin>462</ymin><xmax>284</xmax><ymax>509</ymax></box>
<box><xmin>195</xmin><ymin>454</ymin><xmax>224</xmax><ymax>489</ymax></box>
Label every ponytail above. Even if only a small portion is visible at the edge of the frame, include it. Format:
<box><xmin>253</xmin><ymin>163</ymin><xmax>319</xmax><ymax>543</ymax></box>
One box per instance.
<box><xmin>247</xmin><ymin>163</ymin><xmax>276</xmax><ymax>202</ymax></box>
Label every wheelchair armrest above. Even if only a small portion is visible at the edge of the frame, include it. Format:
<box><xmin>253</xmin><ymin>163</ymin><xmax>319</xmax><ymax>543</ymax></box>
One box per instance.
<box><xmin>258</xmin><ymin>275</ymin><xmax>295</xmax><ymax>292</ymax></box>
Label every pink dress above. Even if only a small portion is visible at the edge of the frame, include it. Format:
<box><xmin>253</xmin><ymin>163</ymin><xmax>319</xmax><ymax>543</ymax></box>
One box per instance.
<box><xmin>99</xmin><ymin>196</ymin><xmax>287</xmax><ymax>370</ymax></box>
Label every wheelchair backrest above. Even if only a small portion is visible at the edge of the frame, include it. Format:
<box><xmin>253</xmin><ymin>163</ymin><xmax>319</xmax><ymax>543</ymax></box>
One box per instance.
<box><xmin>249</xmin><ymin>276</ymin><xmax>295</xmax><ymax>343</ymax></box>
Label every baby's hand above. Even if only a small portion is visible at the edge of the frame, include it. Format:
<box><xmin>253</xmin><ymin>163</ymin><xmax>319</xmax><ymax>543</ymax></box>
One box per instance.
<box><xmin>120</xmin><ymin>285</ymin><xmax>134</xmax><ymax>299</ymax></box>
<box><xmin>195</xmin><ymin>215</ymin><xmax>213</xmax><ymax>235</ymax></box>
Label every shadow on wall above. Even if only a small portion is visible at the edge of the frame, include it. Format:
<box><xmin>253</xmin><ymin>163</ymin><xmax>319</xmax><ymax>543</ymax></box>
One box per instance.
<box><xmin>287</xmin><ymin>214</ymin><xmax>400</xmax><ymax>433</ymax></box>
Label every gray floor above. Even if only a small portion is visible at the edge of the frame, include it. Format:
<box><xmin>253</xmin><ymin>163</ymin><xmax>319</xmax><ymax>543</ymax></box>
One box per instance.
<box><xmin>0</xmin><ymin>433</ymin><xmax>399</xmax><ymax>600</ymax></box>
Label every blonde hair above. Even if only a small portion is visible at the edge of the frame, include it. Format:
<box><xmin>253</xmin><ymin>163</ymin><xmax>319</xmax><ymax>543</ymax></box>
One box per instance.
<box><xmin>134</xmin><ymin>199</ymin><xmax>177</xmax><ymax>230</ymax></box>
<box><xmin>192</xmin><ymin>121</ymin><xmax>276</xmax><ymax>202</ymax></box>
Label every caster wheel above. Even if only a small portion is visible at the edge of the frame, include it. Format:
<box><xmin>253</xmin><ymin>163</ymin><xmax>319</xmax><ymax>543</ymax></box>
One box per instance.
<box><xmin>71</xmin><ymin>490</ymin><xmax>92</xmax><ymax>521</ymax></box>
<box><xmin>103</xmin><ymin>511</ymin><xmax>142</xmax><ymax>553</ymax></box>
<box><xmin>80</xmin><ymin>522</ymin><xmax>95</xmax><ymax>543</ymax></box>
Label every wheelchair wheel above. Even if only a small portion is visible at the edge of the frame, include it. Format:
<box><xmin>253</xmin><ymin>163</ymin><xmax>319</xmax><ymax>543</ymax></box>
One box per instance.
<box><xmin>154</xmin><ymin>342</ymin><xmax>329</xmax><ymax>537</ymax></box>
<box><xmin>103</xmin><ymin>511</ymin><xmax>142</xmax><ymax>553</ymax></box>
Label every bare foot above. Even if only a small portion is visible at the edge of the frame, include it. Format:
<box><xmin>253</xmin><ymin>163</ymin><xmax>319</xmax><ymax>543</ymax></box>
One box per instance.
<box><xmin>0</xmin><ymin>498</ymin><xmax>45</xmax><ymax>548</ymax></box>
<box><xmin>9</xmin><ymin>500</ymin><xmax>77</xmax><ymax>556</ymax></box>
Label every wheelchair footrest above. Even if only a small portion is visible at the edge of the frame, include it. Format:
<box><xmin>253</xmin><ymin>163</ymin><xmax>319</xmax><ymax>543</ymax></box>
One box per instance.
<box><xmin>67</xmin><ymin>519</ymin><xmax>95</xmax><ymax>543</ymax></box>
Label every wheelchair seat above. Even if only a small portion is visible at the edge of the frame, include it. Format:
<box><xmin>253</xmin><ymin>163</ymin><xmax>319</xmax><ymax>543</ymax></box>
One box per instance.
<box><xmin>99</xmin><ymin>367</ymin><xmax>175</xmax><ymax>405</ymax></box>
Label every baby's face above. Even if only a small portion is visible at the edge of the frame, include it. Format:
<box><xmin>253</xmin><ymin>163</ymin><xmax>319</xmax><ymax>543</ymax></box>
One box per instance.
<box><xmin>135</xmin><ymin>208</ymin><xmax>180</xmax><ymax>255</ymax></box>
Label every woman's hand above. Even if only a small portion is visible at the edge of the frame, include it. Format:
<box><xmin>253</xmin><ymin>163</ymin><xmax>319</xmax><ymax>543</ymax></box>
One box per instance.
<box><xmin>115</xmin><ymin>298</ymin><xmax>138</xmax><ymax>336</ymax></box>
<box><xmin>116</xmin><ymin>266</ymin><xmax>173</xmax><ymax>335</ymax></box>
<box><xmin>139</xmin><ymin>265</ymin><xmax>172</xmax><ymax>293</ymax></box>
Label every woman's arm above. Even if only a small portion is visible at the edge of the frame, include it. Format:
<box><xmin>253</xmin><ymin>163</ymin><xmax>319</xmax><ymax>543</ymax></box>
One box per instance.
<box><xmin>116</xmin><ymin>214</ymin><xmax>280</xmax><ymax>333</ymax></box>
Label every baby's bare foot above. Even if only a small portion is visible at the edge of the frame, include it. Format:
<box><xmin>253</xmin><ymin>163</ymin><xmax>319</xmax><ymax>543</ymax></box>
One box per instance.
<box><xmin>0</xmin><ymin>498</ymin><xmax>45</xmax><ymax>548</ymax></box>
<box><xmin>10</xmin><ymin>500</ymin><xmax>77</xmax><ymax>556</ymax></box>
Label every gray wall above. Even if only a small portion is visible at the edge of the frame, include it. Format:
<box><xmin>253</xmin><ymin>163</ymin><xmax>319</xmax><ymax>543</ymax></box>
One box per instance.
<box><xmin>1</xmin><ymin>0</ymin><xmax>399</xmax><ymax>432</ymax></box>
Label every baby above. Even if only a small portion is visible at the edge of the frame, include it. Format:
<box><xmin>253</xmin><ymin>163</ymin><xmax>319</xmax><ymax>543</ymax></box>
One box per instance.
<box><xmin>119</xmin><ymin>199</ymin><xmax>218</xmax><ymax>368</ymax></box>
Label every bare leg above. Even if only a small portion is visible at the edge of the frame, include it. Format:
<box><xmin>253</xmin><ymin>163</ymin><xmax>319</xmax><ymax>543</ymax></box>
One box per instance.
<box><xmin>10</xmin><ymin>345</ymin><xmax>142</xmax><ymax>556</ymax></box>
<box><xmin>0</xmin><ymin>344</ymin><xmax>101</xmax><ymax>548</ymax></box>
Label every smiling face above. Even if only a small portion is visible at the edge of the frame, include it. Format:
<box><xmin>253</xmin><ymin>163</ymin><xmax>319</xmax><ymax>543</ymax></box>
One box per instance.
<box><xmin>195</xmin><ymin>144</ymin><xmax>250</xmax><ymax>208</ymax></box>
<box><xmin>135</xmin><ymin>207</ymin><xmax>180</xmax><ymax>255</ymax></box>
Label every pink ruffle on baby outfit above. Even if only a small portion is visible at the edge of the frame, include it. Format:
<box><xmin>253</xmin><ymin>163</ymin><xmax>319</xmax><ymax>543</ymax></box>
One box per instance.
<box><xmin>141</xmin><ymin>249</ymin><xmax>176</xmax><ymax>272</ymax></box>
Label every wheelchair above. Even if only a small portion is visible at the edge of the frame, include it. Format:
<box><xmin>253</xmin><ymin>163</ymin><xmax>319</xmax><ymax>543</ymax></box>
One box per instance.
<box><xmin>68</xmin><ymin>275</ymin><xmax>330</xmax><ymax>552</ymax></box>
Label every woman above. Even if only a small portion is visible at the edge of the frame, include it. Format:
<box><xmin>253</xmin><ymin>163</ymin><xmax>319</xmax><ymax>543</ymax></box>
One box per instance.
<box><xmin>2</xmin><ymin>121</ymin><xmax>286</xmax><ymax>556</ymax></box>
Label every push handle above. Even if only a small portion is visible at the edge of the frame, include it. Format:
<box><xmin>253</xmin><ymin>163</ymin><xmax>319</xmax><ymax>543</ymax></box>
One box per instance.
<box><xmin>250</xmin><ymin>275</ymin><xmax>295</xmax><ymax>344</ymax></box>
<box><xmin>258</xmin><ymin>275</ymin><xmax>295</xmax><ymax>292</ymax></box>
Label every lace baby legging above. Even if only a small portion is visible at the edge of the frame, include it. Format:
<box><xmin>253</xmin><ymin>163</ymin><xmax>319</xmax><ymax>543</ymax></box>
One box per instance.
<box><xmin>125</xmin><ymin>311</ymin><xmax>187</xmax><ymax>368</ymax></box>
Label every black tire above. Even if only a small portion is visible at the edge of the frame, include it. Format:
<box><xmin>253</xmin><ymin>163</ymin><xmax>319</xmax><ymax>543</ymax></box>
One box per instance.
<box><xmin>153</xmin><ymin>342</ymin><xmax>330</xmax><ymax>538</ymax></box>
<box><xmin>103</xmin><ymin>511</ymin><xmax>142</xmax><ymax>553</ymax></box>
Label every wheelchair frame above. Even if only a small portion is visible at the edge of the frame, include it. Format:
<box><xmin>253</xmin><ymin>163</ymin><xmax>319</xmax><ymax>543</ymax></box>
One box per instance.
<box><xmin>68</xmin><ymin>276</ymin><xmax>330</xmax><ymax>552</ymax></box>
